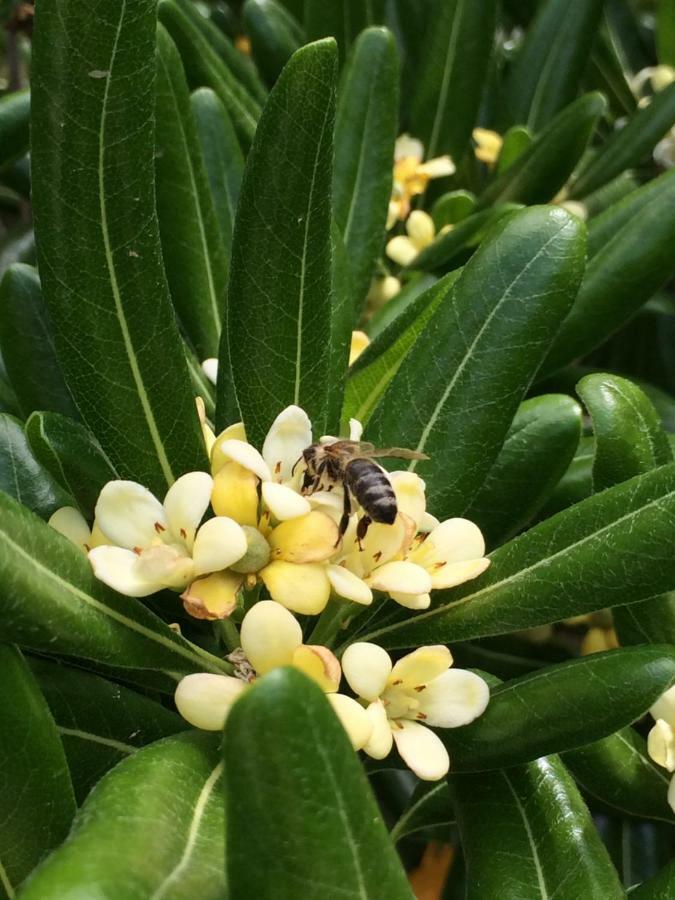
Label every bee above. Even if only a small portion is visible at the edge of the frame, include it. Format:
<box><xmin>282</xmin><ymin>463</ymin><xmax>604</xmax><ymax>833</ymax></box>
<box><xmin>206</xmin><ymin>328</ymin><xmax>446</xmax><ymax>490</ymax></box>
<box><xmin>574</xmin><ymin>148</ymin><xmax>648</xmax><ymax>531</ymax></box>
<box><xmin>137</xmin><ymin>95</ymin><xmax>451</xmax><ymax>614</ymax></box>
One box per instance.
<box><xmin>298</xmin><ymin>441</ymin><xmax>428</xmax><ymax>546</ymax></box>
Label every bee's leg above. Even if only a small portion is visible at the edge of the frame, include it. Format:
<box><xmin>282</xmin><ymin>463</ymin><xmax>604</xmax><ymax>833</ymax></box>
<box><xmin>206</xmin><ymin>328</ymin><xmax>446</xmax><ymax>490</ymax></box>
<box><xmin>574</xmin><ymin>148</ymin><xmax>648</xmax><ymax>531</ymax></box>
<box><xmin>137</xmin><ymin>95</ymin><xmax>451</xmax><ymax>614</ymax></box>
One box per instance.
<box><xmin>301</xmin><ymin>469</ymin><xmax>315</xmax><ymax>493</ymax></box>
<box><xmin>336</xmin><ymin>487</ymin><xmax>352</xmax><ymax>547</ymax></box>
<box><xmin>356</xmin><ymin>515</ymin><xmax>372</xmax><ymax>550</ymax></box>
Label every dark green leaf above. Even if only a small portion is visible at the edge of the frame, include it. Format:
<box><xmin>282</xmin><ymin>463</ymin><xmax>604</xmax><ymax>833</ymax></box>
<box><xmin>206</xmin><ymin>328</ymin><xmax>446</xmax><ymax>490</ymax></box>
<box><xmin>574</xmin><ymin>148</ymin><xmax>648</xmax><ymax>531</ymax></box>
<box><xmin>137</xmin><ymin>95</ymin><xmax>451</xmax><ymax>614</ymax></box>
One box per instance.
<box><xmin>466</xmin><ymin>394</ymin><xmax>582</xmax><ymax>549</ymax></box>
<box><xmin>0</xmin><ymin>223</ymin><xmax>34</xmax><ymax>282</ymax></box>
<box><xmin>0</xmin><ymin>646</ymin><xmax>75</xmax><ymax>899</ymax></box>
<box><xmin>431</xmin><ymin>190</ymin><xmax>476</xmax><ymax>228</ymax></box>
<box><xmin>0</xmin><ymin>264</ymin><xmax>78</xmax><ymax>419</ymax></box>
<box><xmin>538</xmin><ymin>434</ymin><xmax>594</xmax><ymax>516</ymax></box>
<box><xmin>657</xmin><ymin>0</ymin><xmax>675</xmax><ymax>67</ymax></box>
<box><xmin>631</xmin><ymin>859</ymin><xmax>675</xmax><ymax>899</ymax></box>
<box><xmin>31</xmin><ymin>0</ymin><xmax>207</xmax><ymax>496</ymax></box>
<box><xmin>366</xmin><ymin>206</ymin><xmax>585</xmax><ymax>519</ymax></box>
<box><xmin>20</xmin><ymin>733</ymin><xmax>225</xmax><ymax>900</ymax></box>
<box><xmin>225</xmin><ymin>668</ymin><xmax>414</xmax><ymax>899</ymax></box>
<box><xmin>304</xmin><ymin>0</ymin><xmax>387</xmax><ymax>63</ymax></box>
<box><xmin>0</xmin><ymin>89</ymin><xmax>29</xmax><ymax>170</ymax></box>
<box><xmin>333</xmin><ymin>27</ymin><xmax>398</xmax><ymax>308</ymax></box>
<box><xmin>452</xmin><ymin>756</ymin><xmax>624</xmax><ymax>899</ymax></box>
<box><xmin>243</xmin><ymin>0</ymin><xmax>303</xmax><ymax>85</ymax></box>
<box><xmin>155</xmin><ymin>26</ymin><xmax>229</xmax><ymax>360</ymax></box>
<box><xmin>409</xmin><ymin>0</ymin><xmax>498</xmax><ymax>161</ymax></box>
<box><xmin>496</xmin><ymin>125</ymin><xmax>533</xmax><ymax>174</ymax></box>
<box><xmin>220</xmin><ymin>40</ymin><xmax>338</xmax><ymax>441</ymax></box>
<box><xmin>389</xmin><ymin>780</ymin><xmax>454</xmax><ymax>843</ymax></box>
<box><xmin>365</xmin><ymin>273</ymin><xmax>437</xmax><ymax>340</ymax></box>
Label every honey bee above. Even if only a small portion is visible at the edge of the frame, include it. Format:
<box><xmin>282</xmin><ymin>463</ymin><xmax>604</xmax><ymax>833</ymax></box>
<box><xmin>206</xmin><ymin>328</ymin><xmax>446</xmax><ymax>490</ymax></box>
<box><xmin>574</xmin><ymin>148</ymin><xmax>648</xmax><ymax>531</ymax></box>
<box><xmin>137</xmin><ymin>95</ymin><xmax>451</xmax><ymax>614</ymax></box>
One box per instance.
<box><xmin>299</xmin><ymin>441</ymin><xmax>428</xmax><ymax>546</ymax></box>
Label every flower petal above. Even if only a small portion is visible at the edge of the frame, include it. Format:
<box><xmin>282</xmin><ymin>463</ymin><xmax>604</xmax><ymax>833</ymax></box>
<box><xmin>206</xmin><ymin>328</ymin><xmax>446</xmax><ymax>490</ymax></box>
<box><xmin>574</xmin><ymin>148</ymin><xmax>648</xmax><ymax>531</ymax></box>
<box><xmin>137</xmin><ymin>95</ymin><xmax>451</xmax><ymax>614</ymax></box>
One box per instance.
<box><xmin>349</xmin><ymin>331</ymin><xmax>370</xmax><ymax>366</ymax></box>
<box><xmin>181</xmin><ymin>570</ymin><xmax>243</xmax><ymax>620</ymax></box>
<box><xmin>392</xmin><ymin>720</ymin><xmax>450</xmax><ymax>781</ymax></box>
<box><xmin>386</xmin><ymin>235</ymin><xmax>419</xmax><ymax>267</ymax></box>
<box><xmin>367</xmin><ymin>560</ymin><xmax>432</xmax><ymax>595</ymax></box>
<box><xmin>262</xmin><ymin>481</ymin><xmax>311</xmax><ymax>521</ymax></box>
<box><xmin>417</xmin><ymin>669</ymin><xmax>490</xmax><ymax>728</ymax></box>
<box><xmin>259</xmin><ymin>561</ymin><xmax>331</xmax><ymax>615</ymax></box>
<box><xmin>349</xmin><ymin>418</ymin><xmax>364</xmax><ymax>441</ymax></box>
<box><xmin>344</xmin><ymin>514</ymin><xmax>410</xmax><ymax>577</ymax></box>
<box><xmin>394</xmin><ymin>133</ymin><xmax>424</xmax><ymax>162</ymax></box>
<box><xmin>651</xmin><ymin>685</ymin><xmax>675</xmax><ymax>727</ymax></box>
<box><xmin>95</xmin><ymin>481</ymin><xmax>167</xmax><ymax>550</ymax></box>
<box><xmin>212</xmin><ymin>461</ymin><xmax>260</xmax><ymax>527</ymax></box>
<box><xmin>201</xmin><ymin>358</ymin><xmax>219</xmax><ymax>385</ymax></box>
<box><xmin>49</xmin><ymin>507</ymin><xmax>91</xmax><ymax>551</ymax></box>
<box><xmin>418</xmin><ymin>155</ymin><xmax>456</xmax><ymax>178</ymax></box>
<box><xmin>341</xmin><ymin>642</ymin><xmax>392</xmax><ymax>701</ymax></box>
<box><xmin>647</xmin><ymin>719</ymin><xmax>675</xmax><ymax>772</ymax></box>
<box><xmin>261</xmin><ymin>405</ymin><xmax>312</xmax><ymax>483</ymax></box>
<box><xmin>388</xmin><ymin>590</ymin><xmax>431</xmax><ymax>610</ymax></box>
<box><xmin>163</xmin><ymin>471</ymin><xmax>213</xmax><ymax>550</ymax></box>
<box><xmin>88</xmin><ymin>546</ymin><xmax>159</xmax><ymax>597</ymax></box>
<box><xmin>174</xmin><ymin>673</ymin><xmax>246</xmax><ymax>731</ymax></box>
<box><xmin>363</xmin><ymin>700</ymin><xmax>394</xmax><ymax>760</ymax></box>
<box><xmin>390</xmin><ymin>472</ymin><xmax>426</xmax><ymax>530</ymax></box>
<box><xmin>327</xmin><ymin>694</ymin><xmax>373</xmax><ymax>751</ymax></box>
<box><xmin>269</xmin><ymin>511</ymin><xmax>338</xmax><ymax>563</ymax></box>
<box><xmin>390</xmin><ymin>646</ymin><xmax>453</xmax><ymax>688</ymax></box>
<box><xmin>211</xmin><ymin>423</ymin><xmax>247</xmax><ymax>473</ymax></box>
<box><xmin>192</xmin><ymin>516</ymin><xmax>247</xmax><ymax>577</ymax></box>
<box><xmin>430</xmin><ymin>557</ymin><xmax>491</xmax><ymax>590</ymax></box>
<box><xmin>292</xmin><ymin>644</ymin><xmax>341</xmax><ymax>692</ymax></box>
<box><xmin>406</xmin><ymin>210</ymin><xmax>435</xmax><ymax>248</ymax></box>
<box><xmin>326</xmin><ymin>564</ymin><xmax>373</xmax><ymax>605</ymax></box>
<box><xmin>214</xmin><ymin>438</ymin><xmax>271</xmax><ymax>482</ymax></box>
<box><xmin>411</xmin><ymin>518</ymin><xmax>486</xmax><ymax>569</ymax></box>
<box><xmin>134</xmin><ymin>545</ymin><xmax>194</xmax><ymax>590</ymax></box>
<box><xmin>669</xmin><ymin>774</ymin><xmax>675</xmax><ymax>814</ymax></box>
<box><xmin>240</xmin><ymin>599</ymin><xmax>302</xmax><ymax>674</ymax></box>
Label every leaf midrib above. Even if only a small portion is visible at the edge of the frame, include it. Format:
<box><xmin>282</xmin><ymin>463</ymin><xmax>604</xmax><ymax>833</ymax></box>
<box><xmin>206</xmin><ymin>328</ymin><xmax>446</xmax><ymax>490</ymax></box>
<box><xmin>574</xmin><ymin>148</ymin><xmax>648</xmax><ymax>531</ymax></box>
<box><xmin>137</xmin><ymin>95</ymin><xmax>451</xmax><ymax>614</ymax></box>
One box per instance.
<box><xmin>427</xmin><ymin>0</ymin><xmax>466</xmax><ymax>159</ymax></box>
<box><xmin>502</xmin><ymin>769</ymin><xmax>549</xmax><ymax>899</ymax></box>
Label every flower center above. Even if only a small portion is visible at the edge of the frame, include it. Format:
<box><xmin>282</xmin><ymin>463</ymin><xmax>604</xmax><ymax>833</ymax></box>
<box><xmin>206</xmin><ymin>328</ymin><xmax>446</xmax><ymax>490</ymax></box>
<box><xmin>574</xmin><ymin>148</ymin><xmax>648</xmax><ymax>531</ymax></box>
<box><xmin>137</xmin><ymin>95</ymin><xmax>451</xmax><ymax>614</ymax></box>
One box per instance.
<box><xmin>229</xmin><ymin>526</ymin><xmax>271</xmax><ymax>574</ymax></box>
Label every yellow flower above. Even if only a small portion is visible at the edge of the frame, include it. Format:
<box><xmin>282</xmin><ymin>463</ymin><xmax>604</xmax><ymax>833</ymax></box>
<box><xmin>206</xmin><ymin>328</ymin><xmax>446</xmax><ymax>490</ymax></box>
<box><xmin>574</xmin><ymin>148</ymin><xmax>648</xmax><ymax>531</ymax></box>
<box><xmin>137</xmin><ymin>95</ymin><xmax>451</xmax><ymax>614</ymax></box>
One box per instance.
<box><xmin>365</xmin><ymin>275</ymin><xmax>402</xmax><ymax>313</ymax></box>
<box><xmin>386</xmin><ymin>210</ymin><xmax>447</xmax><ymax>268</ymax></box>
<box><xmin>580</xmin><ymin>626</ymin><xmax>619</xmax><ymax>656</ymax></box>
<box><xmin>472</xmin><ymin>128</ymin><xmax>503</xmax><ymax>167</ymax></box>
<box><xmin>647</xmin><ymin>685</ymin><xmax>675</xmax><ymax>813</ymax></box>
<box><xmin>631</xmin><ymin>65</ymin><xmax>675</xmax><ymax>97</ymax></box>
<box><xmin>388</xmin><ymin>134</ymin><xmax>455</xmax><ymax>227</ymax></box>
<box><xmin>48</xmin><ymin>506</ymin><xmax>109</xmax><ymax>554</ymax></box>
<box><xmin>341</xmin><ymin>642</ymin><xmax>490</xmax><ymax>780</ymax></box>
<box><xmin>174</xmin><ymin>601</ymin><xmax>371</xmax><ymax>748</ymax></box>
<box><xmin>349</xmin><ymin>331</ymin><xmax>371</xmax><ymax>366</ymax></box>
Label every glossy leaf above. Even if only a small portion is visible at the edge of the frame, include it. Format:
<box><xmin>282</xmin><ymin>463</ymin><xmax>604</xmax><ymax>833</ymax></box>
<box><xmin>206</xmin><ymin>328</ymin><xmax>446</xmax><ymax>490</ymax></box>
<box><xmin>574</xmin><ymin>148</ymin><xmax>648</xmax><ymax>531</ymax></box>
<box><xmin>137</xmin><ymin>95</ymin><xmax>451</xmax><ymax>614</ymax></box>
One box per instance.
<box><xmin>408</xmin><ymin>0</ymin><xmax>498</xmax><ymax>161</ymax></box>
<box><xmin>466</xmin><ymin>394</ymin><xmax>582</xmax><ymax>549</ymax></box>
<box><xmin>452</xmin><ymin>756</ymin><xmax>624</xmax><ymax>899</ymax></box>
<box><xmin>0</xmin><ymin>264</ymin><xmax>78</xmax><ymax>419</ymax></box>
<box><xmin>366</xmin><ymin>206</ymin><xmax>585</xmax><ymax>519</ymax></box>
<box><xmin>30</xmin><ymin>657</ymin><xmax>187</xmax><ymax>803</ymax></box>
<box><xmin>0</xmin><ymin>490</ymin><xmax>227</xmax><ymax>686</ymax></box>
<box><xmin>564</xmin><ymin>727</ymin><xmax>675</xmax><ymax>824</ymax></box>
<box><xmin>389</xmin><ymin>780</ymin><xmax>454</xmax><ymax>843</ymax></box>
<box><xmin>243</xmin><ymin>0</ymin><xmax>303</xmax><ymax>84</ymax></box>
<box><xmin>539</xmin><ymin>434</ymin><xmax>594</xmax><ymax>516</ymax></box>
<box><xmin>20</xmin><ymin>733</ymin><xmax>225</xmax><ymax>900</ymax></box>
<box><xmin>225</xmin><ymin>668</ymin><xmax>414</xmax><ymax>899</ymax></box>
<box><xmin>0</xmin><ymin>89</ymin><xmax>30</xmax><ymax>170</ymax></box>
<box><xmin>221</xmin><ymin>40</ymin><xmax>338</xmax><ymax>442</ymax></box>
<box><xmin>0</xmin><ymin>646</ymin><xmax>75</xmax><ymax>899</ymax></box>
<box><xmin>354</xmin><ymin>464</ymin><xmax>675</xmax><ymax>648</ymax></box>
<box><xmin>31</xmin><ymin>0</ymin><xmax>207</xmax><ymax>496</ymax></box>
<box><xmin>333</xmin><ymin>27</ymin><xmax>398</xmax><ymax>308</ymax></box>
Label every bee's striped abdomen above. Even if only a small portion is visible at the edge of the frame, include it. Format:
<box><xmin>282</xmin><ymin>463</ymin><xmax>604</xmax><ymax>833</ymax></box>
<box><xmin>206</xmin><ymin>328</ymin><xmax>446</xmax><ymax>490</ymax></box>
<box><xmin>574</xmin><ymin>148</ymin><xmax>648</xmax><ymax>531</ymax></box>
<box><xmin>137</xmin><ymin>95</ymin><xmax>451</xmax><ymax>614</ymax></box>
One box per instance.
<box><xmin>345</xmin><ymin>458</ymin><xmax>397</xmax><ymax>525</ymax></box>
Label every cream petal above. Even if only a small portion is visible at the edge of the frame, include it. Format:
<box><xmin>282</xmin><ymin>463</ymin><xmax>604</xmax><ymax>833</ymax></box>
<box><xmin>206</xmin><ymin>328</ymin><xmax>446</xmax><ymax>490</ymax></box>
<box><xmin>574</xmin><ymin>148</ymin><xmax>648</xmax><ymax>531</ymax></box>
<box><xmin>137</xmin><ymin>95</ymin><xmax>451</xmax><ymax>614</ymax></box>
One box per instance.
<box><xmin>201</xmin><ymin>358</ymin><xmax>219</xmax><ymax>385</ymax></box>
<box><xmin>174</xmin><ymin>673</ymin><xmax>246</xmax><ymax>731</ymax></box>
<box><xmin>215</xmin><ymin>439</ymin><xmax>272</xmax><ymax>482</ymax></box>
<box><xmin>388</xmin><ymin>591</ymin><xmax>431</xmax><ymax>610</ymax></box>
<box><xmin>95</xmin><ymin>480</ymin><xmax>167</xmax><ymax>550</ymax></box>
<box><xmin>326</xmin><ymin>564</ymin><xmax>373</xmax><ymax>606</ymax></box>
<box><xmin>240</xmin><ymin>599</ymin><xmax>302</xmax><ymax>674</ymax></box>
<box><xmin>348</xmin><ymin>418</ymin><xmax>364</xmax><ymax>441</ymax></box>
<box><xmin>327</xmin><ymin>694</ymin><xmax>373</xmax><ymax>751</ymax></box>
<box><xmin>390</xmin><ymin>646</ymin><xmax>453</xmax><ymax>688</ymax></box>
<box><xmin>406</xmin><ymin>210</ymin><xmax>435</xmax><ymax>248</ymax></box>
<box><xmin>306</xmin><ymin>489</ymin><xmax>345</xmax><ymax>524</ymax></box>
<box><xmin>386</xmin><ymin>200</ymin><xmax>400</xmax><ymax>230</ymax></box>
<box><xmin>341</xmin><ymin>642</ymin><xmax>392</xmax><ymax>701</ymax></box>
<box><xmin>419</xmin><ymin>512</ymin><xmax>440</xmax><ymax>533</ymax></box>
<box><xmin>417</xmin><ymin>155</ymin><xmax>456</xmax><ymax>178</ymax></box>
<box><xmin>392</xmin><ymin>720</ymin><xmax>450</xmax><ymax>781</ymax></box>
<box><xmin>259</xmin><ymin>561</ymin><xmax>331</xmax><ymax>615</ymax></box>
<box><xmin>394</xmin><ymin>133</ymin><xmax>424</xmax><ymax>162</ymax></box>
<box><xmin>386</xmin><ymin>235</ymin><xmax>419</xmax><ymax>267</ymax></box>
<box><xmin>430</xmin><ymin>557</ymin><xmax>491</xmax><ymax>590</ymax></box>
<box><xmin>269</xmin><ymin>511</ymin><xmax>338</xmax><ymax>563</ymax></box>
<box><xmin>181</xmin><ymin>570</ymin><xmax>243</xmax><ymax>620</ymax></box>
<box><xmin>292</xmin><ymin>644</ymin><xmax>341</xmax><ymax>693</ymax></box>
<box><xmin>351</xmin><ymin>514</ymin><xmax>410</xmax><ymax>574</ymax></box>
<box><xmin>211</xmin><ymin>423</ymin><xmax>247</xmax><ymax>473</ymax></box>
<box><xmin>191</xmin><ymin>516</ymin><xmax>247</xmax><ymax>577</ymax></box>
<box><xmin>647</xmin><ymin>719</ymin><xmax>675</xmax><ymax>772</ymax></box>
<box><xmin>417</xmin><ymin>669</ymin><xmax>490</xmax><ymax>728</ymax></box>
<box><xmin>651</xmin><ymin>685</ymin><xmax>675</xmax><ymax>727</ymax></box>
<box><xmin>49</xmin><ymin>507</ymin><xmax>91</xmax><ymax>551</ymax></box>
<box><xmin>349</xmin><ymin>331</ymin><xmax>370</xmax><ymax>366</ymax></box>
<box><xmin>411</xmin><ymin>518</ymin><xmax>486</xmax><ymax>569</ymax></box>
<box><xmin>367</xmin><ymin>560</ymin><xmax>432</xmax><ymax>595</ymax></box>
<box><xmin>390</xmin><ymin>472</ymin><xmax>426</xmax><ymax>530</ymax></box>
<box><xmin>262</xmin><ymin>482</ymin><xmax>311</xmax><ymax>521</ymax></box>
<box><xmin>363</xmin><ymin>701</ymin><xmax>394</xmax><ymax>760</ymax></box>
<box><xmin>261</xmin><ymin>405</ymin><xmax>312</xmax><ymax>483</ymax></box>
<box><xmin>212</xmin><ymin>461</ymin><xmax>260</xmax><ymax>527</ymax></box>
<box><xmin>134</xmin><ymin>544</ymin><xmax>194</xmax><ymax>590</ymax></box>
<box><xmin>163</xmin><ymin>471</ymin><xmax>213</xmax><ymax>550</ymax></box>
<box><xmin>88</xmin><ymin>546</ymin><xmax>159</xmax><ymax>597</ymax></box>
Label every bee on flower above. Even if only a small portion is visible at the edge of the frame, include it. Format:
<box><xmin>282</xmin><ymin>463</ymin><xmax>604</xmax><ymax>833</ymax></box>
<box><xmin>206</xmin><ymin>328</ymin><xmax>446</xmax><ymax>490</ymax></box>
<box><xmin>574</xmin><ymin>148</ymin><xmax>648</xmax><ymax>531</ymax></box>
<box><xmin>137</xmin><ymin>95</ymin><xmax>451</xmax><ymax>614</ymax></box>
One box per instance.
<box><xmin>387</xmin><ymin>134</ymin><xmax>455</xmax><ymax>228</ymax></box>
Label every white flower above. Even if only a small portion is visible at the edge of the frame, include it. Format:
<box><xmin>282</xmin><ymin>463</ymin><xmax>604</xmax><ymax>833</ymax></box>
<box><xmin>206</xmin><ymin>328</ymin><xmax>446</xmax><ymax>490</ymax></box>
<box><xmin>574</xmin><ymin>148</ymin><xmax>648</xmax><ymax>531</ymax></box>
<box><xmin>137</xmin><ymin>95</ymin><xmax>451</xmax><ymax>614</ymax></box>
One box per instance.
<box><xmin>472</xmin><ymin>128</ymin><xmax>503</xmax><ymax>166</ymax></box>
<box><xmin>48</xmin><ymin>506</ymin><xmax>108</xmax><ymax>554</ymax></box>
<box><xmin>387</xmin><ymin>135</ymin><xmax>455</xmax><ymax>227</ymax></box>
<box><xmin>386</xmin><ymin>210</ymin><xmax>446</xmax><ymax>268</ymax></box>
<box><xmin>341</xmin><ymin>643</ymin><xmax>490</xmax><ymax>780</ymax></box>
<box><xmin>202</xmin><ymin>358</ymin><xmax>219</xmax><ymax>385</ymax></box>
<box><xmin>647</xmin><ymin>685</ymin><xmax>675</xmax><ymax>814</ymax></box>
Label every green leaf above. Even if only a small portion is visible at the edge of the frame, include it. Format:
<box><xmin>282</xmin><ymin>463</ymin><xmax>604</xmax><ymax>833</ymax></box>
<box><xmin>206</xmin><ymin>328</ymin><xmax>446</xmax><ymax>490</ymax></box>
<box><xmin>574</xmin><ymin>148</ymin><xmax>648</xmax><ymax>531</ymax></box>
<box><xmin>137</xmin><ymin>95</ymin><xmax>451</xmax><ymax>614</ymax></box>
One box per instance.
<box><xmin>158</xmin><ymin>0</ymin><xmax>262</xmax><ymax>148</ymax></box>
<box><xmin>0</xmin><ymin>223</ymin><xmax>34</xmax><ymax>281</ymax></box>
<box><xmin>20</xmin><ymin>733</ymin><xmax>226</xmax><ymax>900</ymax></box>
<box><xmin>366</xmin><ymin>206</ymin><xmax>585</xmax><ymax>519</ymax></box>
<box><xmin>477</xmin><ymin>93</ymin><xmax>607</xmax><ymax>209</ymax></box>
<box><xmin>657</xmin><ymin>0</ymin><xmax>675</xmax><ymax>67</ymax></box>
<box><xmin>452</xmin><ymin>756</ymin><xmax>624</xmax><ymax>899</ymax></box>
<box><xmin>466</xmin><ymin>394</ymin><xmax>582</xmax><ymax>548</ymax></box>
<box><xmin>304</xmin><ymin>0</ymin><xmax>387</xmax><ymax>63</ymax></box>
<box><xmin>365</xmin><ymin>273</ymin><xmax>437</xmax><ymax>339</ymax></box>
<box><xmin>25</xmin><ymin>411</ymin><xmax>118</xmax><ymax>518</ymax></box>
<box><xmin>0</xmin><ymin>89</ymin><xmax>30</xmax><ymax>170</ymax></box>
<box><xmin>564</xmin><ymin>727</ymin><xmax>675</xmax><ymax>824</ymax></box>
<box><xmin>431</xmin><ymin>190</ymin><xmax>476</xmax><ymax>228</ymax></box>
<box><xmin>496</xmin><ymin>125</ymin><xmax>533</xmax><ymax>174</ymax></box>
<box><xmin>441</xmin><ymin>647</ymin><xmax>675</xmax><ymax>772</ymax></box>
<box><xmin>0</xmin><ymin>414</ymin><xmax>73</xmax><ymax>518</ymax></box>
<box><xmin>541</xmin><ymin>170</ymin><xmax>675</xmax><ymax>377</ymax></box>
<box><xmin>0</xmin><ymin>490</ymin><xmax>227</xmax><ymax>687</ymax></box>
<box><xmin>224</xmin><ymin>667</ymin><xmax>414</xmax><ymax>899</ymax></box>
<box><xmin>631</xmin><ymin>859</ymin><xmax>675</xmax><ymax>899</ymax></box>
<box><xmin>155</xmin><ymin>25</ymin><xmax>229</xmax><ymax>360</ymax></box>
<box><xmin>29</xmin><ymin>657</ymin><xmax>187</xmax><ymax>804</ymax></box>
<box><xmin>505</xmin><ymin>0</ymin><xmax>604</xmax><ymax>131</ymax></box>
<box><xmin>333</xmin><ymin>26</ymin><xmax>398</xmax><ymax>308</ymax></box>
<box><xmin>409</xmin><ymin>0</ymin><xmax>498</xmax><ymax>161</ymax></box>
<box><xmin>31</xmin><ymin>0</ymin><xmax>207</xmax><ymax>496</ymax></box>
<box><xmin>538</xmin><ymin>434</ymin><xmax>594</xmax><ymax>516</ymax></box>
<box><xmin>569</xmin><ymin>83</ymin><xmax>675</xmax><ymax>199</ymax></box>
<box><xmin>354</xmin><ymin>464</ymin><xmax>675</xmax><ymax>648</ymax></box>
<box><xmin>243</xmin><ymin>0</ymin><xmax>303</xmax><ymax>85</ymax></box>
<box><xmin>389</xmin><ymin>780</ymin><xmax>454</xmax><ymax>843</ymax></box>
<box><xmin>0</xmin><ymin>646</ymin><xmax>76</xmax><ymax>899</ymax></box>
<box><xmin>220</xmin><ymin>40</ymin><xmax>338</xmax><ymax>441</ymax></box>
<box><xmin>0</xmin><ymin>264</ymin><xmax>78</xmax><ymax>419</ymax></box>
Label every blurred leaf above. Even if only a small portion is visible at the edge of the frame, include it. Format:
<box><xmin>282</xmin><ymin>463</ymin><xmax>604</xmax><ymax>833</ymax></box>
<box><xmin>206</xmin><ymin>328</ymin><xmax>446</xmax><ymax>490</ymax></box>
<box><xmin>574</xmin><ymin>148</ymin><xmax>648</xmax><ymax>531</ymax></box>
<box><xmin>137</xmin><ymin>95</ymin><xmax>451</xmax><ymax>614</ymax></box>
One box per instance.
<box><xmin>334</xmin><ymin>26</ymin><xmax>398</xmax><ymax>308</ymax></box>
<box><xmin>243</xmin><ymin>0</ymin><xmax>303</xmax><ymax>84</ymax></box>
<box><xmin>0</xmin><ymin>223</ymin><xmax>34</xmax><ymax>282</ymax></box>
<box><xmin>0</xmin><ymin>646</ymin><xmax>76</xmax><ymax>899</ymax></box>
<box><xmin>0</xmin><ymin>264</ymin><xmax>78</xmax><ymax>419</ymax></box>
<box><xmin>365</xmin><ymin>273</ymin><xmax>437</xmax><ymax>339</ymax></box>
<box><xmin>452</xmin><ymin>756</ymin><xmax>624</xmax><ymax>899</ymax></box>
<box><xmin>304</xmin><ymin>0</ymin><xmax>387</xmax><ymax>63</ymax></box>
<box><xmin>224</xmin><ymin>668</ymin><xmax>414</xmax><ymax>899</ymax></box>
<box><xmin>431</xmin><ymin>190</ymin><xmax>476</xmax><ymax>228</ymax></box>
<box><xmin>20</xmin><ymin>733</ymin><xmax>225</xmax><ymax>900</ymax></box>
<box><xmin>657</xmin><ymin>0</ymin><xmax>675</xmax><ymax>68</ymax></box>
<box><xmin>366</xmin><ymin>206</ymin><xmax>585</xmax><ymax>519</ymax></box>
<box><xmin>586</xmin><ymin>29</ymin><xmax>636</xmax><ymax>118</ymax></box>
<box><xmin>631</xmin><ymin>859</ymin><xmax>675</xmax><ymax>898</ymax></box>
<box><xmin>0</xmin><ymin>89</ymin><xmax>29</xmax><ymax>170</ymax></box>
<box><xmin>496</xmin><ymin>125</ymin><xmax>533</xmax><ymax>173</ymax></box>
<box><xmin>31</xmin><ymin>0</ymin><xmax>207</xmax><ymax>496</ymax></box>
<box><xmin>390</xmin><ymin>780</ymin><xmax>454</xmax><ymax>843</ymax></box>
<box><xmin>220</xmin><ymin>40</ymin><xmax>338</xmax><ymax>442</ymax></box>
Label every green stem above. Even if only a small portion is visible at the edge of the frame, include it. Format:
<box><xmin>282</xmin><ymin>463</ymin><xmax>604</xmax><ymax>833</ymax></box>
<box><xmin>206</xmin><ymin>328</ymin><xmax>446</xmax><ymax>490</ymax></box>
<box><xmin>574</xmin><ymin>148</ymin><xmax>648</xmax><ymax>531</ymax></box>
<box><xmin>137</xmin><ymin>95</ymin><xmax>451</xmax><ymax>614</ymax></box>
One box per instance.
<box><xmin>308</xmin><ymin>599</ymin><xmax>361</xmax><ymax>649</ymax></box>
<box><xmin>213</xmin><ymin>617</ymin><xmax>241</xmax><ymax>654</ymax></box>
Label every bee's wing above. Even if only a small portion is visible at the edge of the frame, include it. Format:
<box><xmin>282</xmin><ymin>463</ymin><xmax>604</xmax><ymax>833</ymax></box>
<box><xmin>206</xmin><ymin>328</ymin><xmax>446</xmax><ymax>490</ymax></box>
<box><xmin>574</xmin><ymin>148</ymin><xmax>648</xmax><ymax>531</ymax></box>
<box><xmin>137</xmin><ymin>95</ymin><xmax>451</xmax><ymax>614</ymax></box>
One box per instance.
<box><xmin>370</xmin><ymin>447</ymin><xmax>430</xmax><ymax>460</ymax></box>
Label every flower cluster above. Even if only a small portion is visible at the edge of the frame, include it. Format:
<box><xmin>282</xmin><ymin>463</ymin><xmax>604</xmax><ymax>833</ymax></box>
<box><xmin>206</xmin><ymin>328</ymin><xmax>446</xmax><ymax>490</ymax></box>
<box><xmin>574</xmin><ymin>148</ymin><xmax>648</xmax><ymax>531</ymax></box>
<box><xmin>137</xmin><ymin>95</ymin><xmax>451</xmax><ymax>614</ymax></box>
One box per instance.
<box><xmin>387</xmin><ymin>134</ymin><xmax>455</xmax><ymax>228</ymax></box>
<box><xmin>647</xmin><ymin>685</ymin><xmax>675</xmax><ymax>812</ymax></box>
